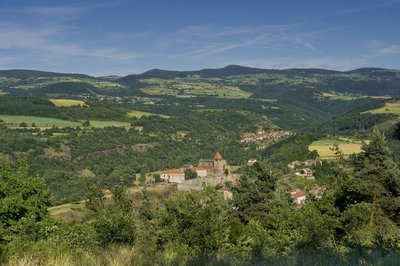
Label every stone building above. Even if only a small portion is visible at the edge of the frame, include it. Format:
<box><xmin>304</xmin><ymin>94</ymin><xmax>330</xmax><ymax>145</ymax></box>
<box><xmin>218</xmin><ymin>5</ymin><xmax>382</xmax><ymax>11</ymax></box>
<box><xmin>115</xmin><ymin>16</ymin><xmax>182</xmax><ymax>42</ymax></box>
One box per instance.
<box><xmin>198</xmin><ymin>152</ymin><xmax>227</xmax><ymax>175</ymax></box>
<box><xmin>160</xmin><ymin>169</ymin><xmax>185</xmax><ymax>183</ymax></box>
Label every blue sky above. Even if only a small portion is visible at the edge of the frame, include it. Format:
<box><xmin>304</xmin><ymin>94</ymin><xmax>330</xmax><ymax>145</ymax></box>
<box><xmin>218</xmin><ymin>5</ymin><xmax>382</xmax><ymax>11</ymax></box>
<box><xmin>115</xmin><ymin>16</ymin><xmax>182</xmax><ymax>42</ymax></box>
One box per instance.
<box><xmin>0</xmin><ymin>0</ymin><xmax>399</xmax><ymax>76</ymax></box>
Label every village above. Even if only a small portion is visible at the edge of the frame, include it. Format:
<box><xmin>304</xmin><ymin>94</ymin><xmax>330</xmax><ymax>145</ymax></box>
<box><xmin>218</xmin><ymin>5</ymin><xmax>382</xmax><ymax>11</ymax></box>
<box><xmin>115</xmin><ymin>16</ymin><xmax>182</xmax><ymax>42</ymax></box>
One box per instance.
<box><xmin>159</xmin><ymin>152</ymin><xmax>236</xmax><ymax>199</ymax></box>
<box><xmin>241</xmin><ymin>126</ymin><xmax>291</xmax><ymax>144</ymax></box>
<box><xmin>97</xmin><ymin>122</ymin><xmax>325</xmax><ymax>207</ymax></box>
<box><xmin>152</xmin><ymin>153</ymin><xmax>327</xmax><ymax>206</ymax></box>
<box><xmin>285</xmin><ymin>158</ymin><xmax>326</xmax><ymax>206</ymax></box>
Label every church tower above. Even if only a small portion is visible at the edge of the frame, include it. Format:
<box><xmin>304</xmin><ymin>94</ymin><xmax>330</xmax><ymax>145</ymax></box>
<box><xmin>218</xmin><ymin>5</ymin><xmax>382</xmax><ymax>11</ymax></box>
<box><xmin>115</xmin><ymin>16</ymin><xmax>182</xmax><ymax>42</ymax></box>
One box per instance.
<box><xmin>213</xmin><ymin>152</ymin><xmax>227</xmax><ymax>175</ymax></box>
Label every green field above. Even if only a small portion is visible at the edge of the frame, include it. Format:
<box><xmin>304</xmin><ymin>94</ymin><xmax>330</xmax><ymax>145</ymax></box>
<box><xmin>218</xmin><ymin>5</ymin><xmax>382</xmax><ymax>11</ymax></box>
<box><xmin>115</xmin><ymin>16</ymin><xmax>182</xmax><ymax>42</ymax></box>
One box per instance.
<box><xmin>127</xmin><ymin>110</ymin><xmax>170</xmax><ymax>118</ymax></box>
<box><xmin>363</xmin><ymin>101</ymin><xmax>400</xmax><ymax>115</ymax></box>
<box><xmin>50</xmin><ymin>99</ymin><xmax>86</xmax><ymax>107</ymax></box>
<box><xmin>0</xmin><ymin>115</ymin><xmax>130</xmax><ymax>128</ymax></box>
<box><xmin>89</xmin><ymin>120</ymin><xmax>130</xmax><ymax>128</ymax></box>
<box><xmin>0</xmin><ymin>115</ymin><xmax>81</xmax><ymax>127</ymax></box>
<box><xmin>308</xmin><ymin>138</ymin><xmax>368</xmax><ymax>159</ymax></box>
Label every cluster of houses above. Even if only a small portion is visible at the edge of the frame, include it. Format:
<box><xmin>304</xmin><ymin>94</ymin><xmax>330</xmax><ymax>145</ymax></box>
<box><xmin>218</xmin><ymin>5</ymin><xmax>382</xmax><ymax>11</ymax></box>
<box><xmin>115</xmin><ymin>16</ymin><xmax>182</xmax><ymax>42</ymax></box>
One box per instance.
<box><xmin>287</xmin><ymin>159</ymin><xmax>322</xmax><ymax>169</ymax></box>
<box><xmin>288</xmin><ymin>159</ymin><xmax>322</xmax><ymax>180</ymax></box>
<box><xmin>160</xmin><ymin>152</ymin><xmax>228</xmax><ymax>183</ymax></box>
<box><xmin>241</xmin><ymin>127</ymin><xmax>291</xmax><ymax>144</ymax></box>
<box><xmin>294</xmin><ymin>167</ymin><xmax>314</xmax><ymax>179</ymax></box>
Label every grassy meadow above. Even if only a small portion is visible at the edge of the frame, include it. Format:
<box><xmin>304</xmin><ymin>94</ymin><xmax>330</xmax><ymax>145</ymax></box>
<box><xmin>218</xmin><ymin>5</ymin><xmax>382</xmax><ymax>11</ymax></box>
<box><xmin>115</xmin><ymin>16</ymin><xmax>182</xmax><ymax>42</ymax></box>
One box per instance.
<box><xmin>363</xmin><ymin>101</ymin><xmax>400</xmax><ymax>115</ymax></box>
<box><xmin>0</xmin><ymin>115</ymin><xmax>81</xmax><ymax>127</ymax></box>
<box><xmin>0</xmin><ymin>115</ymin><xmax>130</xmax><ymax>129</ymax></box>
<box><xmin>127</xmin><ymin>110</ymin><xmax>170</xmax><ymax>118</ymax></box>
<box><xmin>308</xmin><ymin>138</ymin><xmax>368</xmax><ymax>159</ymax></box>
<box><xmin>50</xmin><ymin>99</ymin><xmax>86</xmax><ymax>107</ymax></box>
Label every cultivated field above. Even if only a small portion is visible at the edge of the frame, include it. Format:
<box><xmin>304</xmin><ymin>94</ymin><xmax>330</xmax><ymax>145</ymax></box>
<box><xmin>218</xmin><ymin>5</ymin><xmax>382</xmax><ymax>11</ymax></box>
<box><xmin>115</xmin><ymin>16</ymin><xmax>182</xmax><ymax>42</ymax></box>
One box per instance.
<box><xmin>0</xmin><ymin>115</ymin><xmax>81</xmax><ymax>127</ymax></box>
<box><xmin>315</xmin><ymin>92</ymin><xmax>391</xmax><ymax>101</ymax></box>
<box><xmin>127</xmin><ymin>110</ymin><xmax>170</xmax><ymax>118</ymax></box>
<box><xmin>308</xmin><ymin>138</ymin><xmax>368</xmax><ymax>159</ymax></box>
<box><xmin>0</xmin><ymin>115</ymin><xmax>130</xmax><ymax>128</ymax></box>
<box><xmin>363</xmin><ymin>101</ymin><xmax>400</xmax><ymax>115</ymax></box>
<box><xmin>89</xmin><ymin>120</ymin><xmax>130</xmax><ymax>128</ymax></box>
<box><xmin>50</xmin><ymin>99</ymin><xmax>86</xmax><ymax>107</ymax></box>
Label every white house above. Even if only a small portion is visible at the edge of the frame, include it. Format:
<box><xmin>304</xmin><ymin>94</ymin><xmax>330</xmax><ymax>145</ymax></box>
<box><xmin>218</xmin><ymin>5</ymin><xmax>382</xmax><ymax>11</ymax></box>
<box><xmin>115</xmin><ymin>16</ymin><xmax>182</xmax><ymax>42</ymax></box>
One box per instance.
<box><xmin>290</xmin><ymin>189</ymin><xmax>306</xmax><ymax>206</ymax></box>
<box><xmin>191</xmin><ymin>166</ymin><xmax>208</xmax><ymax>178</ymax></box>
<box><xmin>160</xmin><ymin>169</ymin><xmax>185</xmax><ymax>183</ymax></box>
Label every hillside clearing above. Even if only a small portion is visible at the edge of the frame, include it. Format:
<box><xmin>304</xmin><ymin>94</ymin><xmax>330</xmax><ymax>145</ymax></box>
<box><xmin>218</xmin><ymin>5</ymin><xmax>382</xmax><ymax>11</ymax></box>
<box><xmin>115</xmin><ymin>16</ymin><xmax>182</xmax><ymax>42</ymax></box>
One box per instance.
<box><xmin>50</xmin><ymin>99</ymin><xmax>86</xmax><ymax>107</ymax></box>
<box><xmin>0</xmin><ymin>115</ymin><xmax>81</xmax><ymax>127</ymax></box>
<box><xmin>363</xmin><ymin>101</ymin><xmax>400</xmax><ymax>115</ymax></box>
<box><xmin>308</xmin><ymin>138</ymin><xmax>369</xmax><ymax>159</ymax></box>
<box><xmin>127</xmin><ymin>110</ymin><xmax>170</xmax><ymax>118</ymax></box>
<box><xmin>0</xmin><ymin>115</ymin><xmax>130</xmax><ymax>128</ymax></box>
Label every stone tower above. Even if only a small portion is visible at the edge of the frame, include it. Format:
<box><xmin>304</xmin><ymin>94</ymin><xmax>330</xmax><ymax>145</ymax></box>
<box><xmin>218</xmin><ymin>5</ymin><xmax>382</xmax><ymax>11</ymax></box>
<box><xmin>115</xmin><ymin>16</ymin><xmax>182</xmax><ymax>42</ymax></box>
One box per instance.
<box><xmin>213</xmin><ymin>152</ymin><xmax>227</xmax><ymax>174</ymax></box>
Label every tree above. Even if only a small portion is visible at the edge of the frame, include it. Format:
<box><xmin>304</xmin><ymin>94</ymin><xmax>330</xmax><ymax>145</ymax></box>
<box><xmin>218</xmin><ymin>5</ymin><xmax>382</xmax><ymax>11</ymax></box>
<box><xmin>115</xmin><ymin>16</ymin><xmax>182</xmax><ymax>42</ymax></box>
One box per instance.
<box><xmin>138</xmin><ymin>187</ymin><xmax>154</xmax><ymax>221</ymax></box>
<box><xmin>85</xmin><ymin>184</ymin><xmax>104</xmax><ymax>213</ymax></box>
<box><xmin>153</xmin><ymin>173</ymin><xmax>162</xmax><ymax>183</ymax></box>
<box><xmin>18</xmin><ymin>122</ymin><xmax>27</xmax><ymax>127</ymax></box>
<box><xmin>159</xmin><ymin>188</ymin><xmax>232</xmax><ymax>255</ymax></box>
<box><xmin>93</xmin><ymin>182</ymin><xmax>136</xmax><ymax>246</ymax></box>
<box><xmin>112</xmin><ymin>182</ymin><xmax>133</xmax><ymax>212</ymax></box>
<box><xmin>393</xmin><ymin>122</ymin><xmax>400</xmax><ymax>141</ymax></box>
<box><xmin>348</xmin><ymin>128</ymin><xmax>400</xmax><ymax>219</ymax></box>
<box><xmin>184</xmin><ymin>169</ymin><xmax>197</xmax><ymax>180</ymax></box>
<box><xmin>82</xmin><ymin>120</ymin><xmax>90</xmax><ymax>127</ymax></box>
<box><xmin>232</xmin><ymin>162</ymin><xmax>278</xmax><ymax>222</ymax></box>
<box><xmin>343</xmin><ymin>128</ymin><xmax>400</xmax><ymax>248</ymax></box>
<box><xmin>0</xmin><ymin>159</ymin><xmax>50</xmax><ymax>241</ymax></box>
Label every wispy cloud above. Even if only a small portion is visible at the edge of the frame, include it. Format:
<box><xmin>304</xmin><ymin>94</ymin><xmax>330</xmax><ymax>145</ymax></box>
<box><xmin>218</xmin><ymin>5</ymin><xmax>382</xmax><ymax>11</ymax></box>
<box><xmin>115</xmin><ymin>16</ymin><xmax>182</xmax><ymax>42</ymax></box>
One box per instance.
<box><xmin>328</xmin><ymin>0</ymin><xmax>400</xmax><ymax>16</ymax></box>
<box><xmin>368</xmin><ymin>40</ymin><xmax>400</xmax><ymax>55</ymax></box>
<box><xmin>226</xmin><ymin>56</ymin><xmax>368</xmax><ymax>71</ymax></box>
<box><xmin>0</xmin><ymin>1</ymin><xmax>119</xmax><ymax>22</ymax></box>
<box><xmin>157</xmin><ymin>23</ymin><xmax>324</xmax><ymax>60</ymax></box>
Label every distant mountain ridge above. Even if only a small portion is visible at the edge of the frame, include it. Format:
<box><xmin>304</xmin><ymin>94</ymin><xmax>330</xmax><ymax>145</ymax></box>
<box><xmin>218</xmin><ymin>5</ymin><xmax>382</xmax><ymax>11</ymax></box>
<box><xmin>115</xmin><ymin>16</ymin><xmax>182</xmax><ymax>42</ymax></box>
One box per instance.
<box><xmin>1</xmin><ymin>65</ymin><xmax>400</xmax><ymax>97</ymax></box>
<box><xmin>1</xmin><ymin>65</ymin><xmax>398</xmax><ymax>80</ymax></box>
<box><xmin>0</xmin><ymin>69</ymin><xmax>91</xmax><ymax>79</ymax></box>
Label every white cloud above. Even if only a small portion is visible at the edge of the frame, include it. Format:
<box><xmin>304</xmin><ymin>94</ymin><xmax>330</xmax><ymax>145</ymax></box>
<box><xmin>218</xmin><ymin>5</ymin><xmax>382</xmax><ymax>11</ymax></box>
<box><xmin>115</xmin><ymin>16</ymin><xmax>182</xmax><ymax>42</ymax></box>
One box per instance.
<box><xmin>368</xmin><ymin>40</ymin><xmax>400</xmax><ymax>55</ymax></box>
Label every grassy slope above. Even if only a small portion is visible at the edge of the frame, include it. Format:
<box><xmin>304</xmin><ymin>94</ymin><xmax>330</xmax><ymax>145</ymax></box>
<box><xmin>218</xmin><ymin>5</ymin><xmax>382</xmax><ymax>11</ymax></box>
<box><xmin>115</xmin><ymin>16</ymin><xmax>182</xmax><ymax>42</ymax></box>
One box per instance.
<box><xmin>0</xmin><ymin>115</ymin><xmax>130</xmax><ymax>128</ymax></box>
<box><xmin>363</xmin><ymin>101</ymin><xmax>400</xmax><ymax>115</ymax></box>
<box><xmin>308</xmin><ymin>138</ymin><xmax>369</xmax><ymax>159</ymax></box>
<box><xmin>50</xmin><ymin>99</ymin><xmax>86</xmax><ymax>107</ymax></box>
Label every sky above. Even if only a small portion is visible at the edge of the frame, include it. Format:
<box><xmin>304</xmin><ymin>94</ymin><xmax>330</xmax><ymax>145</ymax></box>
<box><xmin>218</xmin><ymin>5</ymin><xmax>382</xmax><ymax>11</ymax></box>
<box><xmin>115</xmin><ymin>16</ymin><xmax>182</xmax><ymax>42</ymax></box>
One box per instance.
<box><xmin>0</xmin><ymin>0</ymin><xmax>399</xmax><ymax>76</ymax></box>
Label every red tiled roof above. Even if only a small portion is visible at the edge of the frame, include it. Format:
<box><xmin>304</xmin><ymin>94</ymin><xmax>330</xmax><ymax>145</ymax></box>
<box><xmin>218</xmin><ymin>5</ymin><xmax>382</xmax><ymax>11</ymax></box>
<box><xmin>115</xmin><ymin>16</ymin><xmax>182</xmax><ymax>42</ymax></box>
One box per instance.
<box><xmin>192</xmin><ymin>166</ymin><xmax>208</xmax><ymax>171</ymax></box>
<box><xmin>214</xmin><ymin>152</ymin><xmax>223</xmax><ymax>160</ymax></box>
<box><xmin>290</xmin><ymin>189</ymin><xmax>305</xmax><ymax>198</ymax></box>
